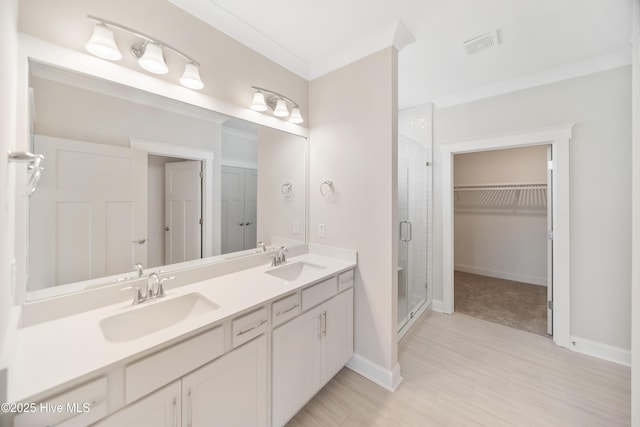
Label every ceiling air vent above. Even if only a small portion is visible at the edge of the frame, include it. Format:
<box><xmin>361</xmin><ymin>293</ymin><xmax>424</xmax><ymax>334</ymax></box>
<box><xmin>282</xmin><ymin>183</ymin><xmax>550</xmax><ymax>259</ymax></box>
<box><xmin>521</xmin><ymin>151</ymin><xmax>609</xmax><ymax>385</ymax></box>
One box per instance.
<box><xmin>463</xmin><ymin>30</ymin><xmax>500</xmax><ymax>56</ymax></box>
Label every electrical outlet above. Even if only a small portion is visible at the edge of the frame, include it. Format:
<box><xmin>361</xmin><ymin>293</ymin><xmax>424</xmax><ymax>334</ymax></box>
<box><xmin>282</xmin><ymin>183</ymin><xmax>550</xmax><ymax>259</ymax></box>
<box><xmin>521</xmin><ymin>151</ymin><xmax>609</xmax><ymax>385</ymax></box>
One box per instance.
<box><xmin>293</xmin><ymin>221</ymin><xmax>300</xmax><ymax>234</ymax></box>
<box><xmin>318</xmin><ymin>223</ymin><xmax>326</xmax><ymax>238</ymax></box>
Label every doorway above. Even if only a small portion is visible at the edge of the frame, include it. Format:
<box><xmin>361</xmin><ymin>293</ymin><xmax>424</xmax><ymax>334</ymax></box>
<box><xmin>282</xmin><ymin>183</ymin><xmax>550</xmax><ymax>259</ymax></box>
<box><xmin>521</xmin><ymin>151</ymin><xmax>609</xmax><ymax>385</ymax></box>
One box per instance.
<box><xmin>452</xmin><ymin>146</ymin><xmax>550</xmax><ymax>336</ymax></box>
<box><xmin>440</xmin><ymin>125</ymin><xmax>572</xmax><ymax>348</ymax></box>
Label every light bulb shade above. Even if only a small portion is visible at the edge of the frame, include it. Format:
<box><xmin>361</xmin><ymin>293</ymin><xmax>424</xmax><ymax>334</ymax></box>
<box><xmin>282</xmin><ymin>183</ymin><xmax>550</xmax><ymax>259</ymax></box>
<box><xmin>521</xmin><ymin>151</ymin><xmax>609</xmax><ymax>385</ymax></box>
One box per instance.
<box><xmin>85</xmin><ymin>23</ymin><xmax>122</xmax><ymax>60</ymax></box>
<box><xmin>289</xmin><ymin>107</ymin><xmax>304</xmax><ymax>124</ymax></box>
<box><xmin>138</xmin><ymin>43</ymin><xmax>168</xmax><ymax>74</ymax></box>
<box><xmin>251</xmin><ymin>91</ymin><xmax>268</xmax><ymax>111</ymax></box>
<box><xmin>180</xmin><ymin>63</ymin><xmax>204</xmax><ymax>89</ymax></box>
<box><xmin>273</xmin><ymin>98</ymin><xmax>289</xmax><ymax>117</ymax></box>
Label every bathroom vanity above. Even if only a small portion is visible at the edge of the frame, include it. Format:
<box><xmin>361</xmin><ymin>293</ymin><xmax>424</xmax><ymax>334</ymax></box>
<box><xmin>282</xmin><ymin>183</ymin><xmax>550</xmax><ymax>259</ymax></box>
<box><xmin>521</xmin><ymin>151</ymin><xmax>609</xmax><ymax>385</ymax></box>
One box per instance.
<box><xmin>3</xmin><ymin>246</ymin><xmax>356</xmax><ymax>427</ymax></box>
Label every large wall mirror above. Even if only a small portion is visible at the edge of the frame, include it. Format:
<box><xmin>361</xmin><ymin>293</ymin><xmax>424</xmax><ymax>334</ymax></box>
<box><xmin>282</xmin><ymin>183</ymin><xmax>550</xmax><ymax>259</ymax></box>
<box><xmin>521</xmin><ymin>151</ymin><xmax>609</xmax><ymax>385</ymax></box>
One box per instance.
<box><xmin>24</xmin><ymin>59</ymin><xmax>307</xmax><ymax>301</ymax></box>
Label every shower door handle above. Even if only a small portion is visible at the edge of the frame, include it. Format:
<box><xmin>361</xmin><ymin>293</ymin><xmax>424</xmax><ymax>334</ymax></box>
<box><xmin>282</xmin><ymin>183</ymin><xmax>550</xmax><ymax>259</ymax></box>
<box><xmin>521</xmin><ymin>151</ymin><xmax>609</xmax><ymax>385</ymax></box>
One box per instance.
<box><xmin>400</xmin><ymin>220</ymin><xmax>412</xmax><ymax>242</ymax></box>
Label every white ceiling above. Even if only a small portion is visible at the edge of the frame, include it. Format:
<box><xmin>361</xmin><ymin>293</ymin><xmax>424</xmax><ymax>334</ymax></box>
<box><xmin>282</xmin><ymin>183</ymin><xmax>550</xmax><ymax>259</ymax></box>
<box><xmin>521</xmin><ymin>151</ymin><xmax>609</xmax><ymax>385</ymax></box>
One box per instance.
<box><xmin>170</xmin><ymin>0</ymin><xmax>632</xmax><ymax>109</ymax></box>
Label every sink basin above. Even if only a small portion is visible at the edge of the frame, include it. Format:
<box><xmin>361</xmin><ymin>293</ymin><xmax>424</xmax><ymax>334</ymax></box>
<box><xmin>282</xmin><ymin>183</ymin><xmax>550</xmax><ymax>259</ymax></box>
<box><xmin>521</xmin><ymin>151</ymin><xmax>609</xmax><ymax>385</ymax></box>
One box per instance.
<box><xmin>265</xmin><ymin>261</ymin><xmax>327</xmax><ymax>281</ymax></box>
<box><xmin>100</xmin><ymin>293</ymin><xmax>219</xmax><ymax>342</ymax></box>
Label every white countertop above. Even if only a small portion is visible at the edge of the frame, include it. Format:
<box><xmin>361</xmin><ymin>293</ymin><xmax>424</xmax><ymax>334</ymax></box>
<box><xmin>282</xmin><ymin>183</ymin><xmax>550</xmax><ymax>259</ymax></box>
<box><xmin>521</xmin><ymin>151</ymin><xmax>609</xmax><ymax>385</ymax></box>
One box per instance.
<box><xmin>3</xmin><ymin>252</ymin><xmax>356</xmax><ymax>403</ymax></box>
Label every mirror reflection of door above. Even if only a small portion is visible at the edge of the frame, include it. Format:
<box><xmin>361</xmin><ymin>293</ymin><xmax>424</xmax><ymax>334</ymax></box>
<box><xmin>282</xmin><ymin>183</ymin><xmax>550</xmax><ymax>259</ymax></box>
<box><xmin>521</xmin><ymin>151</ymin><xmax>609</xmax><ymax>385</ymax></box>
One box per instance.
<box><xmin>164</xmin><ymin>160</ymin><xmax>203</xmax><ymax>265</ymax></box>
<box><xmin>221</xmin><ymin>166</ymin><xmax>257</xmax><ymax>254</ymax></box>
<box><xmin>30</xmin><ymin>135</ymin><xmax>147</xmax><ymax>289</ymax></box>
<box><xmin>147</xmin><ymin>156</ymin><xmax>203</xmax><ymax>268</ymax></box>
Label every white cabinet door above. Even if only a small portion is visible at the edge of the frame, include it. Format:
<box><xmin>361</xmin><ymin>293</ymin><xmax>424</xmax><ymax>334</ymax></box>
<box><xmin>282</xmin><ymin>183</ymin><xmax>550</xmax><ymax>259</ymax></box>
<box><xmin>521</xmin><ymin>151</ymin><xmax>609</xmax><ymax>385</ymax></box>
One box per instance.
<box><xmin>272</xmin><ymin>305</ymin><xmax>323</xmax><ymax>427</ymax></box>
<box><xmin>322</xmin><ymin>288</ymin><xmax>354</xmax><ymax>382</ymax></box>
<box><xmin>182</xmin><ymin>335</ymin><xmax>267</xmax><ymax>427</ymax></box>
<box><xmin>93</xmin><ymin>381</ymin><xmax>180</xmax><ymax>427</ymax></box>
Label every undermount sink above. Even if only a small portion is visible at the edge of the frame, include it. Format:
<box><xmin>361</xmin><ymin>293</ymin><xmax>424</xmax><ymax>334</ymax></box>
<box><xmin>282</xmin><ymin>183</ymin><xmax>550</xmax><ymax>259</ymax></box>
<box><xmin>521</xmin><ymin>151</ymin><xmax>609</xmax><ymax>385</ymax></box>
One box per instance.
<box><xmin>265</xmin><ymin>261</ymin><xmax>327</xmax><ymax>281</ymax></box>
<box><xmin>100</xmin><ymin>293</ymin><xmax>219</xmax><ymax>342</ymax></box>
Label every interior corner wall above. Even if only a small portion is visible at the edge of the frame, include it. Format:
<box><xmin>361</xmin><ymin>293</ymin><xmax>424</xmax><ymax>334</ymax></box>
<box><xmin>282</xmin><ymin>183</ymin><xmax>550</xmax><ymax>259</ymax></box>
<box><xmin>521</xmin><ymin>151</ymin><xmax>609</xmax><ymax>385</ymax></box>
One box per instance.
<box><xmin>256</xmin><ymin>127</ymin><xmax>306</xmax><ymax>246</ymax></box>
<box><xmin>433</xmin><ymin>66</ymin><xmax>632</xmax><ymax>350</ymax></box>
<box><xmin>631</xmin><ymin>0</ymin><xmax>640</xmax><ymax>423</ymax></box>
<box><xmin>309</xmin><ymin>48</ymin><xmax>398</xmax><ymax>373</ymax></box>
<box><xmin>0</xmin><ymin>0</ymin><xmax>18</xmax><ymax>349</ymax></box>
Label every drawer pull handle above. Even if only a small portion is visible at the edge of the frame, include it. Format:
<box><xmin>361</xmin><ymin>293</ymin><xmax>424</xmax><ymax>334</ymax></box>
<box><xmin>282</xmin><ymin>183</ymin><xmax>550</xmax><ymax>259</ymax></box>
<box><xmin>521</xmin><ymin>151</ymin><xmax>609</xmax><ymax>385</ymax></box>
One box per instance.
<box><xmin>276</xmin><ymin>303</ymin><xmax>299</xmax><ymax>317</ymax></box>
<box><xmin>237</xmin><ymin>319</ymin><xmax>267</xmax><ymax>336</ymax></box>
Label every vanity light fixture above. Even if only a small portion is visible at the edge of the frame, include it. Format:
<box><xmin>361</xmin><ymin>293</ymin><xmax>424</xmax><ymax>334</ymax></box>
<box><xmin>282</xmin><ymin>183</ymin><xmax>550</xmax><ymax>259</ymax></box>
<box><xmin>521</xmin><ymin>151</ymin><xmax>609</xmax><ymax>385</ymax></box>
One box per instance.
<box><xmin>250</xmin><ymin>86</ymin><xmax>304</xmax><ymax>124</ymax></box>
<box><xmin>85</xmin><ymin>15</ymin><xmax>204</xmax><ymax>89</ymax></box>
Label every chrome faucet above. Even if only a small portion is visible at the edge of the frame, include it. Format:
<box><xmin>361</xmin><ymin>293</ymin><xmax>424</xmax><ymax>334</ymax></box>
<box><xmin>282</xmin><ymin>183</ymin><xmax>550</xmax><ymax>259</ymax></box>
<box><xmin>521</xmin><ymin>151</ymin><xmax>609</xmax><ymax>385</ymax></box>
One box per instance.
<box><xmin>258</xmin><ymin>241</ymin><xmax>266</xmax><ymax>253</ymax></box>
<box><xmin>271</xmin><ymin>246</ymin><xmax>288</xmax><ymax>266</ymax></box>
<box><xmin>122</xmin><ymin>272</ymin><xmax>174</xmax><ymax>305</ymax></box>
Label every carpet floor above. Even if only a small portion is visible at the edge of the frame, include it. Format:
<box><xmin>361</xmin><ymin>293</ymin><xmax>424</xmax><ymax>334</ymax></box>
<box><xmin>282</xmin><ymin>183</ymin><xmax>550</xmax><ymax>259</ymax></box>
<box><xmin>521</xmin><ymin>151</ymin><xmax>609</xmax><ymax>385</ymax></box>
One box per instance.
<box><xmin>454</xmin><ymin>271</ymin><xmax>549</xmax><ymax>337</ymax></box>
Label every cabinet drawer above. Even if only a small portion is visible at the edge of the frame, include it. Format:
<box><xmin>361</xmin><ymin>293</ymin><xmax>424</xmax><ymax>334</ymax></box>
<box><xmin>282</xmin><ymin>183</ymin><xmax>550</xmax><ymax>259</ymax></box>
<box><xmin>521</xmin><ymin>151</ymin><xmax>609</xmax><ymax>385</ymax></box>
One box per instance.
<box><xmin>338</xmin><ymin>269</ymin><xmax>354</xmax><ymax>292</ymax></box>
<box><xmin>125</xmin><ymin>326</ymin><xmax>224</xmax><ymax>403</ymax></box>
<box><xmin>14</xmin><ymin>377</ymin><xmax>107</xmax><ymax>427</ymax></box>
<box><xmin>272</xmin><ymin>293</ymin><xmax>301</xmax><ymax>326</ymax></box>
<box><xmin>232</xmin><ymin>307</ymin><xmax>268</xmax><ymax>348</ymax></box>
<box><xmin>302</xmin><ymin>277</ymin><xmax>337</xmax><ymax>311</ymax></box>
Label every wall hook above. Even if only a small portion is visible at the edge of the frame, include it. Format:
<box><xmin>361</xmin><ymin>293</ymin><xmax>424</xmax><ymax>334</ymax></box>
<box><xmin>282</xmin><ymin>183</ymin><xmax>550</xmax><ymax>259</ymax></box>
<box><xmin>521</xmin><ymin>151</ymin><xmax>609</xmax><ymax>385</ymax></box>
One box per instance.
<box><xmin>8</xmin><ymin>151</ymin><xmax>45</xmax><ymax>196</ymax></box>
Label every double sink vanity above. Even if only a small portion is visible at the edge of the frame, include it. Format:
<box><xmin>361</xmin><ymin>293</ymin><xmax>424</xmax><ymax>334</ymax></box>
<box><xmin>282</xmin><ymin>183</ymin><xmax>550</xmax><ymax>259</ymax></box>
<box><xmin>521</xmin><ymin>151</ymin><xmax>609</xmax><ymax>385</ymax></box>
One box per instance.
<box><xmin>2</xmin><ymin>244</ymin><xmax>357</xmax><ymax>427</ymax></box>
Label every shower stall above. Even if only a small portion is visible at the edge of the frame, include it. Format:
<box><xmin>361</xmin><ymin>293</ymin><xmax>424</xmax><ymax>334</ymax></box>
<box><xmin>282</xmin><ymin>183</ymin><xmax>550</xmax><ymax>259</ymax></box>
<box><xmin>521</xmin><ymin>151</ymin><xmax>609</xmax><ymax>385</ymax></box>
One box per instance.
<box><xmin>397</xmin><ymin>104</ymin><xmax>433</xmax><ymax>335</ymax></box>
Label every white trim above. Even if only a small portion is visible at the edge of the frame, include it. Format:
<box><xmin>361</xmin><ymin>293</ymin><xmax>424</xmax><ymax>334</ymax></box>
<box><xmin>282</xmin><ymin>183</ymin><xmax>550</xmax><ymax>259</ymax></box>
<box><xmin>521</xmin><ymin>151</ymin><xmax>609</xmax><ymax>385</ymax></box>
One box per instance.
<box><xmin>433</xmin><ymin>50</ymin><xmax>631</xmax><ymax>108</ymax></box>
<box><xmin>18</xmin><ymin>33</ymin><xmax>309</xmax><ymax>138</ymax></box>
<box><xmin>129</xmin><ymin>138</ymin><xmax>215</xmax><ymax>258</ymax></box>
<box><xmin>570</xmin><ymin>336</ymin><xmax>631</xmax><ymax>367</ymax></box>
<box><xmin>221</xmin><ymin>160</ymin><xmax>258</xmax><ymax>170</ymax></box>
<box><xmin>454</xmin><ymin>264</ymin><xmax>547</xmax><ymax>286</ymax></box>
<box><xmin>168</xmin><ymin>0</ymin><xmax>309</xmax><ymax>79</ymax></box>
<box><xmin>346</xmin><ymin>354</ymin><xmax>403</xmax><ymax>392</ymax></box>
<box><xmin>441</xmin><ymin>124</ymin><xmax>573</xmax><ymax>349</ymax></box>
<box><xmin>221</xmin><ymin>126</ymin><xmax>258</xmax><ymax>141</ymax></box>
<box><xmin>431</xmin><ymin>299</ymin><xmax>444</xmax><ymax>313</ymax></box>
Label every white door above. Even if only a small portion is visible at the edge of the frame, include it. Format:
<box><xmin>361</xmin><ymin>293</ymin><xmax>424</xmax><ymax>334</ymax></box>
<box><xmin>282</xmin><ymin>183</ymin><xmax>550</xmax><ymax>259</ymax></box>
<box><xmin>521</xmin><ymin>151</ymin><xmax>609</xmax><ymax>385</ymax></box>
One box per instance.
<box><xmin>322</xmin><ymin>288</ymin><xmax>354</xmax><ymax>382</ymax></box>
<box><xmin>93</xmin><ymin>382</ymin><xmax>181</xmax><ymax>427</ymax></box>
<box><xmin>546</xmin><ymin>145</ymin><xmax>553</xmax><ymax>335</ymax></box>
<box><xmin>164</xmin><ymin>161</ymin><xmax>202</xmax><ymax>265</ymax></box>
<box><xmin>221</xmin><ymin>166</ymin><xmax>245</xmax><ymax>254</ymax></box>
<box><xmin>243</xmin><ymin>169</ymin><xmax>258</xmax><ymax>249</ymax></box>
<box><xmin>30</xmin><ymin>135</ymin><xmax>147</xmax><ymax>288</ymax></box>
<box><xmin>272</xmin><ymin>306</ymin><xmax>323</xmax><ymax>427</ymax></box>
<box><xmin>182</xmin><ymin>336</ymin><xmax>267</xmax><ymax>427</ymax></box>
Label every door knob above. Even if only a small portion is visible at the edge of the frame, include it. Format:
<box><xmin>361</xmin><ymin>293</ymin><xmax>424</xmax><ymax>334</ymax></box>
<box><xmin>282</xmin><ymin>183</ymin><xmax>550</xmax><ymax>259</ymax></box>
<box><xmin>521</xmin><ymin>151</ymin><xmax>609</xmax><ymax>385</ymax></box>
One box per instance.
<box><xmin>132</xmin><ymin>238</ymin><xmax>146</xmax><ymax>244</ymax></box>
<box><xmin>164</xmin><ymin>226</ymin><xmax>170</xmax><ymax>231</ymax></box>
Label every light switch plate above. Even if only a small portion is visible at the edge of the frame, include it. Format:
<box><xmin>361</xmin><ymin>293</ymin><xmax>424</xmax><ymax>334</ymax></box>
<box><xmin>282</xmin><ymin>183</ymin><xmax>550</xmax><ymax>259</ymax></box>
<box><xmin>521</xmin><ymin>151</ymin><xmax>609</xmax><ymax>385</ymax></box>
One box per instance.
<box><xmin>318</xmin><ymin>224</ymin><xmax>326</xmax><ymax>238</ymax></box>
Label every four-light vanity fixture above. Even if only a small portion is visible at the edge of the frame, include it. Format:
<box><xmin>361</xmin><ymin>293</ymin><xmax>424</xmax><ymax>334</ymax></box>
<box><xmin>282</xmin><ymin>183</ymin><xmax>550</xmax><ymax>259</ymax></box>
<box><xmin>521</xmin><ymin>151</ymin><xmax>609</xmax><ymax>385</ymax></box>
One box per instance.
<box><xmin>250</xmin><ymin>86</ymin><xmax>304</xmax><ymax>124</ymax></box>
<box><xmin>84</xmin><ymin>15</ymin><xmax>204</xmax><ymax>90</ymax></box>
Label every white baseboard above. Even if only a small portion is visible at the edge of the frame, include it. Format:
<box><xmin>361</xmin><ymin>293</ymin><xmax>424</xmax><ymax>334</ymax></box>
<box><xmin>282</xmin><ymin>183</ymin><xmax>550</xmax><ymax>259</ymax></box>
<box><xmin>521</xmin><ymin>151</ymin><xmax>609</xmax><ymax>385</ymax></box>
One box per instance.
<box><xmin>346</xmin><ymin>354</ymin><xmax>403</xmax><ymax>392</ymax></box>
<box><xmin>569</xmin><ymin>335</ymin><xmax>631</xmax><ymax>366</ymax></box>
<box><xmin>454</xmin><ymin>264</ymin><xmax>547</xmax><ymax>286</ymax></box>
<box><xmin>431</xmin><ymin>299</ymin><xmax>444</xmax><ymax>313</ymax></box>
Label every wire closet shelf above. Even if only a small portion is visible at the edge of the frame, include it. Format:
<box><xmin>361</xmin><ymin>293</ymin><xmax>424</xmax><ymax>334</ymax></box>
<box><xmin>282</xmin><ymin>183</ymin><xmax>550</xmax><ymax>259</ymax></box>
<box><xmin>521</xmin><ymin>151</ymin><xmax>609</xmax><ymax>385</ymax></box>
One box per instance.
<box><xmin>454</xmin><ymin>183</ymin><xmax>547</xmax><ymax>212</ymax></box>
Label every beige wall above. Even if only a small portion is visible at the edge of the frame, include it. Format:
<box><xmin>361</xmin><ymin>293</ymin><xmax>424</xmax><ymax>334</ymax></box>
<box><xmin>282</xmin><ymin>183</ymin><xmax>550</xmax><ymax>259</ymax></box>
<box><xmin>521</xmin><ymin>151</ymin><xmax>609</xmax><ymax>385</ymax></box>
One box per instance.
<box><xmin>434</xmin><ymin>66</ymin><xmax>632</xmax><ymax>349</ymax></box>
<box><xmin>0</xmin><ymin>0</ymin><xmax>18</xmax><ymax>351</ymax></box>
<box><xmin>454</xmin><ymin>146</ymin><xmax>547</xmax><ymax>185</ymax></box>
<box><xmin>309</xmin><ymin>48</ymin><xmax>399</xmax><ymax>376</ymax></box>
<box><xmin>18</xmin><ymin>0</ymin><xmax>308</xmax><ymax>117</ymax></box>
<box><xmin>256</xmin><ymin>127</ymin><xmax>306</xmax><ymax>246</ymax></box>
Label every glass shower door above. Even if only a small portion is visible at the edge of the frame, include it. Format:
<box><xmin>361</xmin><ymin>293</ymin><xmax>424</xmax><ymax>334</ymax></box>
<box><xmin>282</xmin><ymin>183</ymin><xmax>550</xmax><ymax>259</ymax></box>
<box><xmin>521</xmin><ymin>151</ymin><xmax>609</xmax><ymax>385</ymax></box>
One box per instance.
<box><xmin>398</xmin><ymin>134</ymin><xmax>429</xmax><ymax>332</ymax></box>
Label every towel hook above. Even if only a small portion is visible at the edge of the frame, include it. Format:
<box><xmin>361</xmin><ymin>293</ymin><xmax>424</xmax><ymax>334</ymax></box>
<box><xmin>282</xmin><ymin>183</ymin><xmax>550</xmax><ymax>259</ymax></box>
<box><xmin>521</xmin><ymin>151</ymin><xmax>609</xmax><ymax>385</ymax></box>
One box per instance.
<box><xmin>320</xmin><ymin>180</ymin><xmax>335</xmax><ymax>198</ymax></box>
<box><xmin>281</xmin><ymin>182</ymin><xmax>293</xmax><ymax>200</ymax></box>
<box><xmin>8</xmin><ymin>151</ymin><xmax>45</xmax><ymax>196</ymax></box>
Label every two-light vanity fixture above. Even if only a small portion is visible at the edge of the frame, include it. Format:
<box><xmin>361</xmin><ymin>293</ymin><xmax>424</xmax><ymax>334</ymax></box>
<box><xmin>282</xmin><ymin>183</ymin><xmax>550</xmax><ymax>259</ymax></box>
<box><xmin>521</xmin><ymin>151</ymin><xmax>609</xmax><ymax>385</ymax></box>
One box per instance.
<box><xmin>84</xmin><ymin>15</ymin><xmax>204</xmax><ymax>90</ymax></box>
<box><xmin>250</xmin><ymin>86</ymin><xmax>304</xmax><ymax>124</ymax></box>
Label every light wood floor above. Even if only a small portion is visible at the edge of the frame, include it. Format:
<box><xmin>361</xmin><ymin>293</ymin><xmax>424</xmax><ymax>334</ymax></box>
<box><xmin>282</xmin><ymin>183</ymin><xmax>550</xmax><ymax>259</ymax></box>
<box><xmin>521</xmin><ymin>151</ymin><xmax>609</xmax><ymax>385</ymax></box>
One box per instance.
<box><xmin>287</xmin><ymin>311</ymin><xmax>630</xmax><ymax>426</ymax></box>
